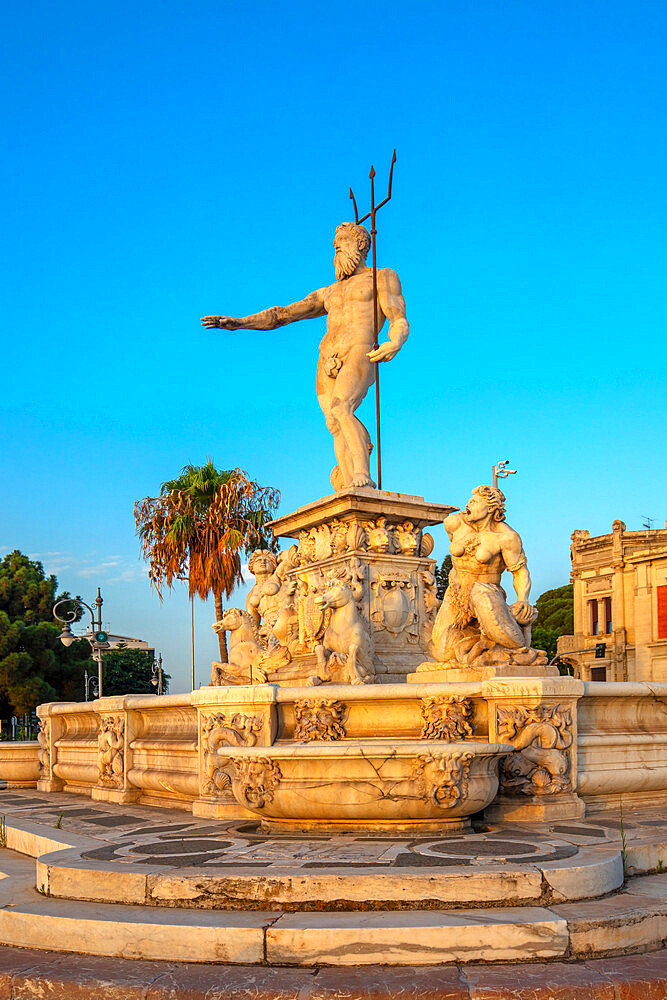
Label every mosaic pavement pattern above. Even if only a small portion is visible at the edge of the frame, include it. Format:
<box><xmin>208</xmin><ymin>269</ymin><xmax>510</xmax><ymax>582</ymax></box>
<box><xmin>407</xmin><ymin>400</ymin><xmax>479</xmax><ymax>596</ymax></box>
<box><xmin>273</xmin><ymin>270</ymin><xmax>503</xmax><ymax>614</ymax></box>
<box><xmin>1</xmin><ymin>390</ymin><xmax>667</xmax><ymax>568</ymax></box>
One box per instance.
<box><xmin>0</xmin><ymin>788</ymin><xmax>659</xmax><ymax>873</ymax></box>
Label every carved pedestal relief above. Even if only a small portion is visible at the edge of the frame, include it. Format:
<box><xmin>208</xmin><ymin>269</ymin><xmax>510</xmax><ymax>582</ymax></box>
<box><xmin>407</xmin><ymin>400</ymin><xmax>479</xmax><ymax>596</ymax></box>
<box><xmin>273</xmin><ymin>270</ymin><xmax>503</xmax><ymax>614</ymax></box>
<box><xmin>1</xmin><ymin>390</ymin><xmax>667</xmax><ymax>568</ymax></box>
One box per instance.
<box><xmin>231</xmin><ymin>757</ymin><xmax>282</xmax><ymax>809</ymax></box>
<box><xmin>294</xmin><ymin>699</ymin><xmax>347</xmax><ymax>742</ymax></box>
<box><xmin>98</xmin><ymin>716</ymin><xmax>125</xmax><ymax>787</ymax></box>
<box><xmin>420</xmin><ymin>696</ymin><xmax>474</xmax><ymax>741</ymax></box>
<box><xmin>411</xmin><ymin>751</ymin><xmax>474</xmax><ymax>809</ymax></box>
<box><xmin>37</xmin><ymin>719</ymin><xmax>51</xmax><ymax>779</ymax></box>
<box><xmin>497</xmin><ymin>704</ymin><xmax>574</xmax><ymax>796</ymax></box>
<box><xmin>200</xmin><ymin>712</ymin><xmax>263</xmax><ymax>797</ymax></box>
<box><xmin>370</xmin><ymin>571</ymin><xmax>418</xmax><ymax>643</ymax></box>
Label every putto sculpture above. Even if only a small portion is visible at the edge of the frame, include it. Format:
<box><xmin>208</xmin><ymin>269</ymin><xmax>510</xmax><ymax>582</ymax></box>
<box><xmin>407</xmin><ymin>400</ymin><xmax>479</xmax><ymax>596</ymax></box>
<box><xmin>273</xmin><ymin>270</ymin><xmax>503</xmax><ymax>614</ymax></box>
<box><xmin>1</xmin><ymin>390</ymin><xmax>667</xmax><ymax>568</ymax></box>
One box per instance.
<box><xmin>426</xmin><ymin>486</ymin><xmax>547</xmax><ymax>670</ymax></box>
<box><xmin>201</xmin><ymin>222</ymin><xmax>408</xmax><ymax>492</ymax></box>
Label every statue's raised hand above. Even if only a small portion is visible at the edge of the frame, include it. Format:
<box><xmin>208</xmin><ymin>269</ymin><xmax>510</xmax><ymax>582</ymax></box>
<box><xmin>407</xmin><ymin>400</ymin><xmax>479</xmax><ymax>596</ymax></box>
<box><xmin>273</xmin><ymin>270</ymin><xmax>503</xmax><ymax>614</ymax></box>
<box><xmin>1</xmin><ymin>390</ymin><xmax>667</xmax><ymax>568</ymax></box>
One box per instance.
<box><xmin>200</xmin><ymin>315</ymin><xmax>244</xmax><ymax>330</ymax></box>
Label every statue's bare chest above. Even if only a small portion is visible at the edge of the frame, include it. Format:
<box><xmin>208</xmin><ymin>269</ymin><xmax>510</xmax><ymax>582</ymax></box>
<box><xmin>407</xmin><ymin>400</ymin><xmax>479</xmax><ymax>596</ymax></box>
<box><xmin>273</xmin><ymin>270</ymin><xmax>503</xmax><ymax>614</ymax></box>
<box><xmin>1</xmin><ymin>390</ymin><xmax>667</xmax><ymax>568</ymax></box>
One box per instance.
<box><xmin>324</xmin><ymin>274</ymin><xmax>374</xmax><ymax>314</ymax></box>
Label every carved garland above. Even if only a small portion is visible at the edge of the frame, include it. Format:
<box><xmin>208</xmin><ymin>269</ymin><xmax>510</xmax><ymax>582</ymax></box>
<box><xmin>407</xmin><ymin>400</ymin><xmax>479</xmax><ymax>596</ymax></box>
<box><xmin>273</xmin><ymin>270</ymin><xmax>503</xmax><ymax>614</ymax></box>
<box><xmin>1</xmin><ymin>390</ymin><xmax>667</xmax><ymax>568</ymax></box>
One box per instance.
<box><xmin>294</xmin><ymin>699</ymin><xmax>347</xmax><ymax>742</ymax></box>
<box><xmin>420</xmin><ymin>696</ymin><xmax>474</xmax><ymax>741</ymax></box>
<box><xmin>411</xmin><ymin>751</ymin><xmax>473</xmax><ymax>809</ymax></box>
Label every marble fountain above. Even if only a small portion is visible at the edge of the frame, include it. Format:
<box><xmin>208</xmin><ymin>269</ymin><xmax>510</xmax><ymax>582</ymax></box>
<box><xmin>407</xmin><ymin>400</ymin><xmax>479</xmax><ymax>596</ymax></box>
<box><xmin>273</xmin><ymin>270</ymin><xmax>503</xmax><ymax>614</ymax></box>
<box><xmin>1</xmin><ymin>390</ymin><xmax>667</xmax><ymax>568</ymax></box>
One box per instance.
<box><xmin>1</xmin><ymin>218</ymin><xmax>665</xmax><ymax>972</ymax></box>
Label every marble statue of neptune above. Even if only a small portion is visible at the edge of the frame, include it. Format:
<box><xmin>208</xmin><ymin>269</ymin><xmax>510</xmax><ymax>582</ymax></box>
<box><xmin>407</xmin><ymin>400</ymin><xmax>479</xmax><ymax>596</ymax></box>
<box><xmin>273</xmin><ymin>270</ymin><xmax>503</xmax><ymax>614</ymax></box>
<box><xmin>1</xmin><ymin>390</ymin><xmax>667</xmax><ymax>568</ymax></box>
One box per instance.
<box><xmin>201</xmin><ymin>223</ymin><xmax>408</xmax><ymax>491</ymax></box>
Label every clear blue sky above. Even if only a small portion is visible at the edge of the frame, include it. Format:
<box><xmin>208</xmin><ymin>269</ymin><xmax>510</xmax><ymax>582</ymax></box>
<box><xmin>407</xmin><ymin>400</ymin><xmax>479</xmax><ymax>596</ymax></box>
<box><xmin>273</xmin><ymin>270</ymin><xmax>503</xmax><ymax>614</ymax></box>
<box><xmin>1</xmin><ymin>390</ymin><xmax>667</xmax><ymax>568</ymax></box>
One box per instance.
<box><xmin>2</xmin><ymin>1</ymin><xmax>666</xmax><ymax>693</ymax></box>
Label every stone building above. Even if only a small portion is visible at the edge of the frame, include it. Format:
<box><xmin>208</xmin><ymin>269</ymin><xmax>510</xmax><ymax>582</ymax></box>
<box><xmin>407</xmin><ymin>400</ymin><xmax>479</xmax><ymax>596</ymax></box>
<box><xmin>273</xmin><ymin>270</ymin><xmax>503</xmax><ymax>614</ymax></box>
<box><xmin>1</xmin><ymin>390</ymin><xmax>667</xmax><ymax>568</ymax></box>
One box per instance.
<box><xmin>557</xmin><ymin>519</ymin><xmax>667</xmax><ymax>682</ymax></box>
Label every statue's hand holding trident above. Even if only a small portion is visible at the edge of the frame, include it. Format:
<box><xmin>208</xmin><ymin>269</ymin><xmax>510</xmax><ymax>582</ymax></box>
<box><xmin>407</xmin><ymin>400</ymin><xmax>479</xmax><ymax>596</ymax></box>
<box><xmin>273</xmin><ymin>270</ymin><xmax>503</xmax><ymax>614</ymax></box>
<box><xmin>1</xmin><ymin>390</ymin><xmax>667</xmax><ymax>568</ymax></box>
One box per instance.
<box><xmin>201</xmin><ymin>221</ymin><xmax>408</xmax><ymax>492</ymax></box>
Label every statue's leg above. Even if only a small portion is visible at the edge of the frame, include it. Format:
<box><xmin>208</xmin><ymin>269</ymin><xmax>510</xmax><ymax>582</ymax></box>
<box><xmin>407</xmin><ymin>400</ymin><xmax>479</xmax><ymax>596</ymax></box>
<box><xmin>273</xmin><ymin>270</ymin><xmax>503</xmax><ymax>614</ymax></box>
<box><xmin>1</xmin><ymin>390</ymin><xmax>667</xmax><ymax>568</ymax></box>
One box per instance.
<box><xmin>316</xmin><ymin>359</ymin><xmax>354</xmax><ymax>488</ymax></box>
<box><xmin>328</xmin><ymin>348</ymin><xmax>376</xmax><ymax>489</ymax></box>
<box><xmin>431</xmin><ymin>593</ymin><xmax>459</xmax><ymax>660</ymax></box>
<box><xmin>469</xmin><ymin>583</ymin><xmax>527</xmax><ymax>649</ymax></box>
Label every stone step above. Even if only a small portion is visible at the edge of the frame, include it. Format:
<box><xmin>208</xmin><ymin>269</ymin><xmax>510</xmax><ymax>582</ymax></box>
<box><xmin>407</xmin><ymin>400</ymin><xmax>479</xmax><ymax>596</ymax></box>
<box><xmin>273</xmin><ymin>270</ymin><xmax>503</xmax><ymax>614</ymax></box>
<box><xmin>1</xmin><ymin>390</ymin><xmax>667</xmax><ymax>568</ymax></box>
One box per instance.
<box><xmin>4</xmin><ymin>811</ymin><xmax>643</xmax><ymax>911</ymax></box>
<box><xmin>0</xmin><ymin>848</ymin><xmax>664</xmax><ymax>966</ymax></box>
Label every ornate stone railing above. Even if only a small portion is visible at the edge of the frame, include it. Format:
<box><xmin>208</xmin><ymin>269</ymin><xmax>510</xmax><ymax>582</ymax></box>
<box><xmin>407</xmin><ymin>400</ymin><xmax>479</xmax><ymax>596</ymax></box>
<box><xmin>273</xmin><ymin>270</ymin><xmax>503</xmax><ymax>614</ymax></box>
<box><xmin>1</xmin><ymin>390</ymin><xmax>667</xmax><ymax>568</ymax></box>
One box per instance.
<box><xmin>31</xmin><ymin>679</ymin><xmax>667</xmax><ymax>822</ymax></box>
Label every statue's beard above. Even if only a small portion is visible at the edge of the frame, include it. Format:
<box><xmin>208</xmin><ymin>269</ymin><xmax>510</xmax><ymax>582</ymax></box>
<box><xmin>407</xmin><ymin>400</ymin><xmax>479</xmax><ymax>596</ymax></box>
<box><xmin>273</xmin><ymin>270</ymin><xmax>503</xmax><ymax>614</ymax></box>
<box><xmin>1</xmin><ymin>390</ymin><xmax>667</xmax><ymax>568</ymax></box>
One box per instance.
<box><xmin>334</xmin><ymin>246</ymin><xmax>362</xmax><ymax>281</ymax></box>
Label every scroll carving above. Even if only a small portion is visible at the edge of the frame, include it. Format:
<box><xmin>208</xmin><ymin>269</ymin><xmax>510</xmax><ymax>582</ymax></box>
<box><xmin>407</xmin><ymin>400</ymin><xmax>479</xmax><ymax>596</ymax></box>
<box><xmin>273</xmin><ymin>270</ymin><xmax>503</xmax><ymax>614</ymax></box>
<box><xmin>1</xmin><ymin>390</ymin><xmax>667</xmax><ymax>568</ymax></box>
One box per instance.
<box><xmin>200</xmin><ymin>712</ymin><xmax>262</xmax><ymax>796</ymax></box>
<box><xmin>411</xmin><ymin>751</ymin><xmax>473</xmax><ymax>809</ymax></box>
<box><xmin>231</xmin><ymin>756</ymin><xmax>282</xmax><ymax>809</ymax></box>
<box><xmin>497</xmin><ymin>704</ymin><xmax>574</xmax><ymax>796</ymax></box>
<box><xmin>98</xmin><ymin>715</ymin><xmax>125</xmax><ymax>787</ymax></box>
<box><xmin>420</xmin><ymin>696</ymin><xmax>474</xmax><ymax>741</ymax></box>
<box><xmin>294</xmin><ymin>699</ymin><xmax>347</xmax><ymax>742</ymax></box>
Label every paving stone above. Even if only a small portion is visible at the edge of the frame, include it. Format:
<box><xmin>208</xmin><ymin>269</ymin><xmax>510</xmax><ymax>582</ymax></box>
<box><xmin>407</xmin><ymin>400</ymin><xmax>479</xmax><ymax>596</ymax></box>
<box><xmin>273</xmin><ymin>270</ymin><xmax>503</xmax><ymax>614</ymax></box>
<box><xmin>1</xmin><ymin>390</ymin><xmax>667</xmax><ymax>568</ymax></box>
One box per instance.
<box><xmin>10</xmin><ymin>953</ymin><xmax>164</xmax><ymax>999</ymax></box>
<box><xmin>146</xmin><ymin>963</ymin><xmax>315</xmax><ymax>1000</ymax></box>
<box><xmin>309</xmin><ymin>965</ymin><xmax>470</xmax><ymax>999</ymax></box>
<box><xmin>585</xmin><ymin>952</ymin><xmax>667</xmax><ymax>999</ymax></box>
<box><xmin>461</xmin><ymin>961</ymin><xmax>615</xmax><ymax>999</ymax></box>
<box><xmin>0</xmin><ymin>946</ymin><xmax>65</xmax><ymax>1000</ymax></box>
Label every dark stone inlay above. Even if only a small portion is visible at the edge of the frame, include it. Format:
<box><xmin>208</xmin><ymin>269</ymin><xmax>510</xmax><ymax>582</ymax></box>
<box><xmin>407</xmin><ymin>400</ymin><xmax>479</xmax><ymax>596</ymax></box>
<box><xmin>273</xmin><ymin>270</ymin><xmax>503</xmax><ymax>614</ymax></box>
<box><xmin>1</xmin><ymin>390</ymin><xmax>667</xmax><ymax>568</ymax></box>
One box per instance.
<box><xmin>424</xmin><ymin>840</ymin><xmax>539</xmax><ymax>857</ymax></box>
<box><xmin>142</xmin><ymin>854</ymin><xmax>216</xmax><ymax>867</ymax></box>
<box><xmin>127</xmin><ymin>824</ymin><xmax>196</xmax><ymax>836</ymax></box>
<box><xmin>84</xmin><ymin>815</ymin><xmax>150</xmax><ymax>827</ymax></box>
<box><xmin>593</xmin><ymin>819</ymin><xmax>636</xmax><ymax>830</ymax></box>
<box><xmin>392</xmin><ymin>853</ymin><xmax>471</xmax><ymax>867</ymax></box>
<box><xmin>552</xmin><ymin>825</ymin><xmax>608</xmax><ymax>838</ymax></box>
<box><xmin>132</xmin><ymin>840</ymin><xmax>233</xmax><ymax>856</ymax></box>
<box><xmin>0</xmin><ymin>797</ymin><xmax>48</xmax><ymax>807</ymax></box>
<box><xmin>81</xmin><ymin>843</ymin><xmax>135</xmax><ymax>861</ymax></box>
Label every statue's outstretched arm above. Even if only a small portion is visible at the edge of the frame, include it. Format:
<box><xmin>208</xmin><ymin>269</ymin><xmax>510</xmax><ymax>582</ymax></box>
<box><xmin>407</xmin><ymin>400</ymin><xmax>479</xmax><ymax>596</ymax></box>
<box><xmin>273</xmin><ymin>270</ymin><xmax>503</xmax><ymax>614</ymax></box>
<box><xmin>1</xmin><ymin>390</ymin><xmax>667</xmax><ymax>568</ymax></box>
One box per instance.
<box><xmin>367</xmin><ymin>269</ymin><xmax>409</xmax><ymax>363</ymax></box>
<box><xmin>201</xmin><ymin>287</ymin><xmax>327</xmax><ymax>331</ymax></box>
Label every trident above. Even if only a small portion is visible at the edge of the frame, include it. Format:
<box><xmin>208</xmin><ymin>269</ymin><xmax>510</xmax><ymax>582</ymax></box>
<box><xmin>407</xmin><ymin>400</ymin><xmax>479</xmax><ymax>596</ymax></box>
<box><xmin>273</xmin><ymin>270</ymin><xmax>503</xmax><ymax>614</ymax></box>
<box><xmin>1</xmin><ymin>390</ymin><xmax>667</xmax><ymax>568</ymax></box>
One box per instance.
<box><xmin>349</xmin><ymin>149</ymin><xmax>397</xmax><ymax>491</ymax></box>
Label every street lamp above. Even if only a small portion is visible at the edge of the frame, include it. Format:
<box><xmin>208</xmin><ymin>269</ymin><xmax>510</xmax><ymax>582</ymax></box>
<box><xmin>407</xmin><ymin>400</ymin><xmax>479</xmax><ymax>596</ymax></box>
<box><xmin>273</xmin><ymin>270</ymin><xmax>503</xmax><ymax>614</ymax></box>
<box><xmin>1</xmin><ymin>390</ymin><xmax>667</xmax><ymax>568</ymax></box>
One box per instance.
<box><xmin>83</xmin><ymin>670</ymin><xmax>99</xmax><ymax>701</ymax></box>
<box><xmin>151</xmin><ymin>653</ymin><xmax>164</xmax><ymax>695</ymax></box>
<box><xmin>53</xmin><ymin>587</ymin><xmax>110</xmax><ymax>699</ymax></box>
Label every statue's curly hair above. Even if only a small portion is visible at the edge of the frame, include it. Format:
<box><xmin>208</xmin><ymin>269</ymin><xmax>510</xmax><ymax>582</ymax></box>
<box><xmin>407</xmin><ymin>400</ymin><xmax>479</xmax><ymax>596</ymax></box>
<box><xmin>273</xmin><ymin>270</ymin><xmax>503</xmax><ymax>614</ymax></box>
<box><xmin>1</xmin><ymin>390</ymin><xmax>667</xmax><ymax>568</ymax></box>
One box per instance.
<box><xmin>472</xmin><ymin>485</ymin><xmax>507</xmax><ymax>522</ymax></box>
<box><xmin>335</xmin><ymin>222</ymin><xmax>371</xmax><ymax>258</ymax></box>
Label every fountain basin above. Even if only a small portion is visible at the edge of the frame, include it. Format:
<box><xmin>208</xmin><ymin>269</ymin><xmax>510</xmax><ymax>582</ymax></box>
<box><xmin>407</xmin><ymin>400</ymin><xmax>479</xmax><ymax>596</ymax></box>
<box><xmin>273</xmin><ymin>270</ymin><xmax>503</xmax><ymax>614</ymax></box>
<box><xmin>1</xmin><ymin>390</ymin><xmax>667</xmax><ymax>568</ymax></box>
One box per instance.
<box><xmin>222</xmin><ymin>739</ymin><xmax>513</xmax><ymax>834</ymax></box>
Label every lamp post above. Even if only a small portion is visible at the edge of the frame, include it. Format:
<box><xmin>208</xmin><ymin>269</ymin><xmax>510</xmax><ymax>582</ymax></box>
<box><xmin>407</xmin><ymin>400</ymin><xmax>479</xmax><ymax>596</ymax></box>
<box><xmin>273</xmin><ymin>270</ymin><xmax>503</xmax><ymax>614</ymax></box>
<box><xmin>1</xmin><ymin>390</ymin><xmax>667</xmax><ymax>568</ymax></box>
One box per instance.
<box><xmin>53</xmin><ymin>587</ymin><xmax>110</xmax><ymax>699</ymax></box>
<box><xmin>151</xmin><ymin>652</ymin><xmax>164</xmax><ymax>695</ymax></box>
<box><xmin>83</xmin><ymin>670</ymin><xmax>99</xmax><ymax>701</ymax></box>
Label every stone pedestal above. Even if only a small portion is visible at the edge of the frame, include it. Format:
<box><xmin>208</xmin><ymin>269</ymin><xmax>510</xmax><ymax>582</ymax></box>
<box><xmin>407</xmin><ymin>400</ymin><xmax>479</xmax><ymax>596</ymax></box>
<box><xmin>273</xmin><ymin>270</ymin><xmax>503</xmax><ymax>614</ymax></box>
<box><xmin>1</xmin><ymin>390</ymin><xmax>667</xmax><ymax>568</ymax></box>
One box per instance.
<box><xmin>269</xmin><ymin>488</ymin><xmax>455</xmax><ymax>682</ymax></box>
<box><xmin>90</xmin><ymin>697</ymin><xmax>141</xmax><ymax>804</ymax></box>
<box><xmin>191</xmin><ymin>685</ymin><xmax>277</xmax><ymax>821</ymax></box>
<box><xmin>481</xmin><ymin>677</ymin><xmax>586</xmax><ymax>822</ymax></box>
<box><xmin>410</xmin><ymin>662</ymin><xmax>560</xmax><ymax>684</ymax></box>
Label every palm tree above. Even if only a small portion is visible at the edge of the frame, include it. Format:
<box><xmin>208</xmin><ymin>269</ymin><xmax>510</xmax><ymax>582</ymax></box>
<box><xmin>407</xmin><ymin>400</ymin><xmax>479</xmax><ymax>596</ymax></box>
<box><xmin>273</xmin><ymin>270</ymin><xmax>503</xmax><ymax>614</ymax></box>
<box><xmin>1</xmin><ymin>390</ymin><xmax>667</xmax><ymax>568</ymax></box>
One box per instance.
<box><xmin>134</xmin><ymin>462</ymin><xmax>279</xmax><ymax>663</ymax></box>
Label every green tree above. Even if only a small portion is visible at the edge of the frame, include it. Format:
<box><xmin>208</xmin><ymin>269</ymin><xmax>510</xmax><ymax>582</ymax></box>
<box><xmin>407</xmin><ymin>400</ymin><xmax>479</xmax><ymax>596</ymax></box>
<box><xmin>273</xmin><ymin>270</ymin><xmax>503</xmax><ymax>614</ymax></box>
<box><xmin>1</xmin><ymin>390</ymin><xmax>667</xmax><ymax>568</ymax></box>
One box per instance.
<box><xmin>134</xmin><ymin>461</ymin><xmax>279</xmax><ymax>662</ymax></box>
<box><xmin>532</xmin><ymin>583</ymin><xmax>574</xmax><ymax>662</ymax></box>
<box><xmin>0</xmin><ymin>551</ymin><xmax>91</xmax><ymax>717</ymax></box>
<box><xmin>102</xmin><ymin>648</ymin><xmax>170</xmax><ymax>696</ymax></box>
<box><xmin>435</xmin><ymin>555</ymin><xmax>452</xmax><ymax>600</ymax></box>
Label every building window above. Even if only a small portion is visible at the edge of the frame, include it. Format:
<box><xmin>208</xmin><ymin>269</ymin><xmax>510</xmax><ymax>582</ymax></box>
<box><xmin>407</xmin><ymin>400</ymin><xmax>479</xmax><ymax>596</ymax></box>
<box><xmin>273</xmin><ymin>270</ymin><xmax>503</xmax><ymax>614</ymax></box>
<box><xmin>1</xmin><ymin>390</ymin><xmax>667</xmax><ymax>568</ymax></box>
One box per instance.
<box><xmin>589</xmin><ymin>600</ymin><xmax>599</xmax><ymax>635</ymax></box>
<box><xmin>591</xmin><ymin>666</ymin><xmax>607</xmax><ymax>682</ymax></box>
<box><xmin>604</xmin><ymin>596</ymin><xmax>612</xmax><ymax>634</ymax></box>
<box><xmin>658</xmin><ymin>585</ymin><xmax>667</xmax><ymax>640</ymax></box>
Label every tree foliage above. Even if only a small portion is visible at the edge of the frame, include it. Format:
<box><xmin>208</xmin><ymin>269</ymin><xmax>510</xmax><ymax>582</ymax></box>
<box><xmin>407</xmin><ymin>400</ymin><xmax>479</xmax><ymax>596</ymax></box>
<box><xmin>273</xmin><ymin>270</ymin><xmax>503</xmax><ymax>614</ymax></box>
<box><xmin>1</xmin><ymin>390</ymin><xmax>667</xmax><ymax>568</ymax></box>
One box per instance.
<box><xmin>134</xmin><ymin>461</ymin><xmax>279</xmax><ymax>661</ymax></box>
<box><xmin>0</xmin><ymin>551</ymin><xmax>90</xmax><ymax>717</ymax></box>
<box><xmin>532</xmin><ymin>583</ymin><xmax>574</xmax><ymax>662</ymax></box>
<box><xmin>102</xmin><ymin>648</ymin><xmax>170</xmax><ymax>696</ymax></box>
<box><xmin>435</xmin><ymin>555</ymin><xmax>453</xmax><ymax>601</ymax></box>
